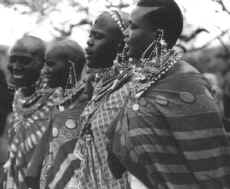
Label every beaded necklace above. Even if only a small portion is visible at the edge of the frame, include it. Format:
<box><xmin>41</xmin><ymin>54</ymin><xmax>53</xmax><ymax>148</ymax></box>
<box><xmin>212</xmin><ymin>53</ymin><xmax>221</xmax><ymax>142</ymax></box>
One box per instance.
<box><xmin>57</xmin><ymin>82</ymin><xmax>86</xmax><ymax>111</ymax></box>
<box><xmin>4</xmin><ymin>87</ymin><xmax>62</xmax><ymax>187</ymax></box>
<box><xmin>91</xmin><ymin>66</ymin><xmax>118</xmax><ymax>96</ymax></box>
<box><xmin>13</xmin><ymin>87</ymin><xmax>54</xmax><ymax>117</ymax></box>
<box><xmin>131</xmin><ymin>49</ymin><xmax>180</xmax><ymax>98</ymax></box>
<box><xmin>118</xmin><ymin>29</ymin><xmax>181</xmax><ymax>99</ymax></box>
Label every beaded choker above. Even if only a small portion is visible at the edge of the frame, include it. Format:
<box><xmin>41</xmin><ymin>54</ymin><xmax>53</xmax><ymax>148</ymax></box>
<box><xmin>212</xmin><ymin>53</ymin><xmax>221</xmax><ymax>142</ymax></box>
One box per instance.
<box><xmin>57</xmin><ymin>82</ymin><xmax>86</xmax><ymax>111</ymax></box>
<box><xmin>113</xmin><ymin>29</ymin><xmax>181</xmax><ymax>98</ymax></box>
<box><xmin>132</xmin><ymin>49</ymin><xmax>180</xmax><ymax>98</ymax></box>
<box><xmin>13</xmin><ymin>86</ymin><xmax>55</xmax><ymax>116</ymax></box>
<box><xmin>89</xmin><ymin>66</ymin><xmax>118</xmax><ymax>83</ymax></box>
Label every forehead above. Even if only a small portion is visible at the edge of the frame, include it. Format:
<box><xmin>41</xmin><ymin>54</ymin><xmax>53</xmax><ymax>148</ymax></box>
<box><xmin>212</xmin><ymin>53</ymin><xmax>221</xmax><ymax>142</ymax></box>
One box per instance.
<box><xmin>9</xmin><ymin>55</ymin><xmax>33</xmax><ymax>63</ymax></box>
<box><xmin>45</xmin><ymin>43</ymin><xmax>64</xmax><ymax>58</ymax></box>
<box><xmin>92</xmin><ymin>12</ymin><xmax>118</xmax><ymax>34</ymax></box>
<box><xmin>131</xmin><ymin>6</ymin><xmax>160</xmax><ymax>30</ymax></box>
<box><xmin>10</xmin><ymin>46</ymin><xmax>33</xmax><ymax>58</ymax></box>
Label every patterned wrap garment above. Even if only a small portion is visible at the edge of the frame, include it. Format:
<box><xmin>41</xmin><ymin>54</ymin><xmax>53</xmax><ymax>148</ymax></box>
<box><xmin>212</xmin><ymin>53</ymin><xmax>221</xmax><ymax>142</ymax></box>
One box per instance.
<box><xmin>3</xmin><ymin>87</ymin><xmax>62</xmax><ymax>189</ymax></box>
<box><xmin>40</xmin><ymin>83</ymin><xmax>93</xmax><ymax>189</ymax></box>
<box><xmin>107</xmin><ymin>61</ymin><xmax>230</xmax><ymax>189</ymax></box>
<box><xmin>45</xmin><ymin>68</ymin><xmax>132</xmax><ymax>189</ymax></box>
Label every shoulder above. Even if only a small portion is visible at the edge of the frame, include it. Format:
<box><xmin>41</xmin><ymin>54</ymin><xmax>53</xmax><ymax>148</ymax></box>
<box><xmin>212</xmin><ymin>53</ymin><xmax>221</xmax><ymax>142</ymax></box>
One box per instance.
<box><xmin>131</xmin><ymin>66</ymin><xmax>220</xmax><ymax>118</ymax></box>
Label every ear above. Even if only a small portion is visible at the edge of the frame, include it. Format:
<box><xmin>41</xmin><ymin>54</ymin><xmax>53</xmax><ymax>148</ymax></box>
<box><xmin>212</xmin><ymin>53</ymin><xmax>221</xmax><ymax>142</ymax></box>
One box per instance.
<box><xmin>116</xmin><ymin>41</ymin><xmax>125</xmax><ymax>53</ymax></box>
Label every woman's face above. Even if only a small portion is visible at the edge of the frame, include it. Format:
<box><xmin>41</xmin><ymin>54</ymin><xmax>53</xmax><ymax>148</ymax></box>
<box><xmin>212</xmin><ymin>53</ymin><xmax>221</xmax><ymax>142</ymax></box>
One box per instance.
<box><xmin>43</xmin><ymin>53</ymin><xmax>68</xmax><ymax>88</ymax></box>
<box><xmin>85</xmin><ymin>12</ymin><xmax>121</xmax><ymax>68</ymax></box>
<box><xmin>8</xmin><ymin>54</ymin><xmax>42</xmax><ymax>88</ymax></box>
<box><xmin>126</xmin><ymin>7</ymin><xmax>155</xmax><ymax>59</ymax></box>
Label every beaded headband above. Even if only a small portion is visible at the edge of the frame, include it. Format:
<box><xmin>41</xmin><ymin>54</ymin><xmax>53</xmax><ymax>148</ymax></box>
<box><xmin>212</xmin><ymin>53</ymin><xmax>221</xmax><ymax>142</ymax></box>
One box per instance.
<box><xmin>108</xmin><ymin>10</ymin><xmax>127</xmax><ymax>36</ymax></box>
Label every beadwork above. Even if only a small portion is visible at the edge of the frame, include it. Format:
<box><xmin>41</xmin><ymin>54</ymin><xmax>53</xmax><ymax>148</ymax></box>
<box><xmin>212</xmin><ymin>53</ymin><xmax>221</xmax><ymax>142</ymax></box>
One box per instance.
<box><xmin>108</xmin><ymin>10</ymin><xmax>127</xmax><ymax>36</ymax></box>
<box><xmin>120</xmin><ymin>28</ymin><xmax>180</xmax><ymax>99</ymax></box>
<box><xmin>4</xmin><ymin>87</ymin><xmax>62</xmax><ymax>187</ymax></box>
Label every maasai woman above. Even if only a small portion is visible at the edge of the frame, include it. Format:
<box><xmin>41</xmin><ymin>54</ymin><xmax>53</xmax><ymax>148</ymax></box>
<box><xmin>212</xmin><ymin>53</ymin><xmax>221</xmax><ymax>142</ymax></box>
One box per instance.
<box><xmin>45</xmin><ymin>10</ymin><xmax>129</xmax><ymax>189</ymax></box>
<box><xmin>3</xmin><ymin>35</ymin><xmax>62</xmax><ymax>189</ymax></box>
<box><xmin>106</xmin><ymin>0</ymin><xmax>230</xmax><ymax>188</ymax></box>
<box><xmin>39</xmin><ymin>39</ymin><xmax>91</xmax><ymax>189</ymax></box>
<box><xmin>0</xmin><ymin>69</ymin><xmax>12</xmax><ymax>188</ymax></box>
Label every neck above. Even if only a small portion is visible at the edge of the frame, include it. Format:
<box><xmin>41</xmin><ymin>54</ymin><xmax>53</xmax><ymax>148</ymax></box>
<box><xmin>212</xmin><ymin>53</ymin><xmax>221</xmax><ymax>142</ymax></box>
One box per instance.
<box><xmin>20</xmin><ymin>85</ymin><xmax>36</xmax><ymax>97</ymax></box>
<box><xmin>90</xmin><ymin>59</ymin><xmax>113</xmax><ymax>69</ymax></box>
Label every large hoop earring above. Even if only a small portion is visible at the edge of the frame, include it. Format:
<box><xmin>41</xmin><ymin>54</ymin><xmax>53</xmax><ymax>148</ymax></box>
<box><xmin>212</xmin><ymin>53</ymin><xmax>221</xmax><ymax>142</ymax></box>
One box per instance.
<box><xmin>140</xmin><ymin>29</ymin><xmax>167</xmax><ymax>67</ymax></box>
<box><xmin>64</xmin><ymin>60</ymin><xmax>78</xmax><ymax>96</ymax></box>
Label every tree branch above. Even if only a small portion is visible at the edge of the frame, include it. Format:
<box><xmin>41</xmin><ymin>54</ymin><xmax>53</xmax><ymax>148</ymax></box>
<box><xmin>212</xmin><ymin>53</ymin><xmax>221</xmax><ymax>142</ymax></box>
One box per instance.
<box><xmin>186</xmin><ymin>29</ymin><xmax>230</xmax><ymax>52</ymax></box>
<box><xmin>213</xmin><ymin>0</ymin><xmax>230</xmax><ymax>15</ymax></box>
<box><xmin>180</xmin><ymin>28</ymin><xmax>209</xmax><ymax>42</ymax></box>
<box><xmin>52</xmin><ymin>18</ymin><xmax>91</xmax><ymax>38</ymax></box>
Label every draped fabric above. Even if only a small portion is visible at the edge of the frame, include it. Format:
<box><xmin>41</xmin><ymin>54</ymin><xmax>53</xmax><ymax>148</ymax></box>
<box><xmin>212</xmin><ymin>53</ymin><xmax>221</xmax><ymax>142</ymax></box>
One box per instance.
<box><xmin>40</xmin><ymin>86</ymin><xmax>92</xmax><ymax>189</ymax></box>
<box><xmin>107</xmin><ymin>72</ymin><xmax>230</xmax><ymax>189</ymax></box>
<box><xmin>46</xmin><ymin>79</ymin><xmax>131</xmax><ymax>189</ymax></box>
<box><xmin>44</xmin><ymin>137</ymin><xmax>81</xmax><ymax>189</ymax></box>
<box><xmin>3</xmin><ymin>88</ymin><xmax>61</xmax><ymax>189</ymax></box>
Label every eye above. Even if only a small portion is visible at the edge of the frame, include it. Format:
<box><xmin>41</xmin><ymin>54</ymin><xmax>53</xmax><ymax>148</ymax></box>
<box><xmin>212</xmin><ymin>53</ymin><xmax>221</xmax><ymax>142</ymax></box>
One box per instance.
<box><xmin>94</xmin><ymin>32</ymin><xmax>104</xmax><ymax>39</ymax></box>
<box><xmin>21</xmin><ymin>57</ymin><xmax>32</xmax><ymax>65</ymax></box>
<box><xmin>130</xmin><ymin>22</ymin><xmax>138</xmax><ymax>30</ymax></box>
<box><xmin>46</xmin><ymin>61</ymin><xmax>55</xmax><ymax>67</ymax></box>
<box><xmin>89</xmin><ymin>30</ymin><xmax>104</xmax><ymax>40</ymax></box>
<box><xmin>9</xmin><ymin>56</ymin><xmax>15</xmax><ymax>63</ymax></box>
<box><xmin>9</xmin><ymin>56</ymin><xmax>32</xmax><ymax>65</ymax></box>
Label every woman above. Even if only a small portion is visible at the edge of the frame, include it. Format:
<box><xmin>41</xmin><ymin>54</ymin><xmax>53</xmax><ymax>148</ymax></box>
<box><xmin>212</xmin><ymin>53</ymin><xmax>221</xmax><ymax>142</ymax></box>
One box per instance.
<box><xmin>106</xmin><ymin>0</ymin><xmax>230</xmax><ymax>188</ymax></box>
<box><xmin>3</xmin><ymin>35</ymin><xmax>62</xmax><ymax>189</ymax></box>
<box><xmin>45</xmin><ymin>10</ymin><xmax>129</xmax><ymax>189</ymax></box>
<box><xmin>0</xmin><ymin>69</ymin><xmax>11</xmax><ymax>188</ymax></box>
<box><xmin>39</xmin><ymin>39</ymin><xmax>92</xmax><ymax>189</ymax></box>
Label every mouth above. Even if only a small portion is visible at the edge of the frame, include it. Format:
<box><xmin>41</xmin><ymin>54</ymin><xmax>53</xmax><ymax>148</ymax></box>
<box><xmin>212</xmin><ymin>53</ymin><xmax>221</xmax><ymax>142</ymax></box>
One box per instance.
<box><xmin>13</xmin><ymin>74</ymin><xmax>24</xmax><ymax>79</ymax></box>
<box><xmin>10</xmin><ymin>68</ymin><xmax>25</xmax><ymax>80</ymax></box>
<box><xmin>11</xmin><ymin>71</ymin><xmax>25</xmax><ymax>80</ymax></box>
<box><xmin>43</xmin><ymin>74</ymin><xmax>53</xmax><ymax>81</ymax></box>
<box><xmin>85</xmin><ymin>49</ymin><xmax>93</xmax><ymax>60</ymax></box>
<box><xmin>9</xmin><ymin>73</ymin><xmax>25</xmax><ymax>85</ymax></box>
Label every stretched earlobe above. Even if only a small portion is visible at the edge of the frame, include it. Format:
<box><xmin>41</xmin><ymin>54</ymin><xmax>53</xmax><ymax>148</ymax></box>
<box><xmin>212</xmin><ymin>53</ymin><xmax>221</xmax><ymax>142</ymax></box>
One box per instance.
<box><xmin>117</xmin><ymin>42</ymin><xmax>124</xmax><ymax>52</ymax></box>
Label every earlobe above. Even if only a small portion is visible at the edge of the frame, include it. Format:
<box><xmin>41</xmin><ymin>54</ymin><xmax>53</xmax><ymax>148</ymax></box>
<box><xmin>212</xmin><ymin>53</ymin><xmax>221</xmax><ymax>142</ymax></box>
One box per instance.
<box><xmin>116</xmin><ymin>41</ymin><xmax>124</xmax><ymax>53</ymax></box>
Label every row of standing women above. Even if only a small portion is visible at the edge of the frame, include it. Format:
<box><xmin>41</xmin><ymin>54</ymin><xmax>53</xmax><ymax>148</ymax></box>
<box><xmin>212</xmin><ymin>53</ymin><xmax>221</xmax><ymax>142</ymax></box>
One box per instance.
<box><xmin>1</xmin><ymin>0</ymin><xmax>230</xmax><ymax>188</ymax></box>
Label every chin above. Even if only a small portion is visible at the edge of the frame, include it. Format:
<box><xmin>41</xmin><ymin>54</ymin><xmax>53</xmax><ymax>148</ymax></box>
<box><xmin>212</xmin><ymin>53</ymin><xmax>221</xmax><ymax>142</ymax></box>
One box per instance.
<box><xmin>10</xmin><ymin>79</ymin><xmax>24</xmax><ymax>88</ymax></box>
<box><xmin>87</xmin><ymin>62</ymin><xmax>99</xmax><ymax>69</ymax></box>
<box><xmin>86</xmin><ymin>60</ymin><xmax>94</xmax><ymax>68</ymax></box>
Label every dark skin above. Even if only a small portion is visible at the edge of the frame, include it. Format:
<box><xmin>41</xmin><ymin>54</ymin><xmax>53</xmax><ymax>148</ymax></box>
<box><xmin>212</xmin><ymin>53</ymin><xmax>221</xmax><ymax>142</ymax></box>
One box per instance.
<box><xmin>43</xmin><ymin>53</ymin><xmax>68</xmax><ymax>89</ymax></box>
<box><xmin>126</xmin><ymin>7</ymin><xmax>158</xmax><ymax>59</ymax></box>
<box><xmin>86</xmin><ymin>12</ymin><xmax>123</xmax><ymax>69</ymax></box>
<box><xmin>8</xmin><ymin>54</ymin><xmax>43</xmax><ymax>97</ymax></box>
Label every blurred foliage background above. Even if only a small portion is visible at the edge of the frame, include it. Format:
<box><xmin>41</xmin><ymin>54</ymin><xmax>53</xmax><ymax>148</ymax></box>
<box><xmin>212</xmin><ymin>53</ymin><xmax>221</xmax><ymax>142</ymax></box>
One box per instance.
<box><xmin>0</xmin><ymin>0</ymin><xmax>229</xmax><ymax>87</ymax></box>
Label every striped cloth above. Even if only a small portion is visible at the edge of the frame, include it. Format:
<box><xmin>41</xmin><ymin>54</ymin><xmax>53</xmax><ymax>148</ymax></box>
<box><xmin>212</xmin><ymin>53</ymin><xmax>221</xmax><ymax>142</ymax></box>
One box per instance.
<box><xmin>45</xmin><ymin>80</ymin><xmax>131</xmax><ymax>189</ymax></box>
<box><xmin>39</xmin><ymin>85</ymin><xmax>92</xmax><ymax>189</ymax></box>
<box><xmin>107</xmin><ymin>72</ymin><xmax>230</xmax><ymax>189</ymax></box>
<box><xmin>3</xmin><ymin>88</ymin><xmax>62</xmax><ymax>189</ymax></box>
<box><xmin>45</xmin><ymin>137</ymin><xmax>83</xmax><ymax>189</ymax></box>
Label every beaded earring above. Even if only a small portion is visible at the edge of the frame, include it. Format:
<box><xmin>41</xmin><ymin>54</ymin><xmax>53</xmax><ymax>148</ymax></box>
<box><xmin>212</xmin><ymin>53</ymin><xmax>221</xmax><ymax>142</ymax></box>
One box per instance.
<box><xmin>108</xmin><ymin>10</ymin><xmax>129</xmax><ymax>70</ymax></box>
<box><xmin>108</xmin><ymin>10</ymin><xmax>127</xmax><ymax>36</ymax></box>
<box><xmin>140</xmin><ymin>29</ymin><xmax>168</xmax><ymax>67</ymax></box>
<box><xmin>113</xmin><ymin>43</ymin><xmax>130</xmax><ymax>69</ymax></box>
<box><xmin>133</xmin><ymin>29</ymin><xmax>180</xmax><ymax>98</ymax></box>
<box><xmin>64</xmin><ymin>60</ymin><xmax>78</xmax><ymax>97</ymax></box>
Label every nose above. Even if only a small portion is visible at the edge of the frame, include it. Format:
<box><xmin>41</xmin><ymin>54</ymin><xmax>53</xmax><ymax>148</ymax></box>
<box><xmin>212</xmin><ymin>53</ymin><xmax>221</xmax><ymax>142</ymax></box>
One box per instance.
<box><xmin>8</xmin><ymin>61</ymin><xmax>23</xmax><ymax>71</ymax></box>
<box><xmin>42</xmin><ymin>65</ymin><xmax>52</xmax><ymax>75</ymax></box>
<box><xmin>86</xmin><ymin>38</ymin><xmax>94</xmax><ymax>47</ymax></box>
